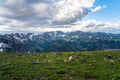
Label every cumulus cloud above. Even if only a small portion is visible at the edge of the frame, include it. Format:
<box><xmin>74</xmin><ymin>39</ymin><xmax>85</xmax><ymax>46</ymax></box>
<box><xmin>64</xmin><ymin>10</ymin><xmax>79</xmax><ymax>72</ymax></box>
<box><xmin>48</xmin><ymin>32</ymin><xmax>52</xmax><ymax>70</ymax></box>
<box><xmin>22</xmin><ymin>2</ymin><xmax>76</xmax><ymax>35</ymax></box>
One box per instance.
<box><xmin>53</xmin><ymin>0</ymin><xmax>95</xmax><ymax>24</ymax></box>
<box><xmin>1</xmin><ymin>0</ymin><xmax>116</xmax><ymax>33</ymax></box>
<box><xmin>69</xmin><ymin>20</ymin><xmax>120</xmax><ymax>33</ymax></box>
<box><xmin>0</xmin><ymin>0</ymin><xmax>96</xmax><ymax>25</ymax></box>
<box><xmin>1</xmin><ymin>18</ymin><xmax>120</xmax><ymax>34</ymax></box>
<box><xmin>26</xmin><ymin>20</ymin><xmax>120</xmax><ymax>33</ymax></box>
<box><xmin>91</xmin><ymin>5</ymin><xmax>106</xmax><ymax>12</ymax></box>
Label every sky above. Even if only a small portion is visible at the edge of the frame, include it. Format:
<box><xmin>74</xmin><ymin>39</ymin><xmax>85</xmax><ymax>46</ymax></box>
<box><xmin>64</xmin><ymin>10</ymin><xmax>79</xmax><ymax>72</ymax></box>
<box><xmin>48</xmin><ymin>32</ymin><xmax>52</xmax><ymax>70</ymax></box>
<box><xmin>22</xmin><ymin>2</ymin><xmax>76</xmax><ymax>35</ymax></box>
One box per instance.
<box><xmin>0</xmin><ymin>0</ymin><xmax>120</xmax><ymax>34</ymax></box>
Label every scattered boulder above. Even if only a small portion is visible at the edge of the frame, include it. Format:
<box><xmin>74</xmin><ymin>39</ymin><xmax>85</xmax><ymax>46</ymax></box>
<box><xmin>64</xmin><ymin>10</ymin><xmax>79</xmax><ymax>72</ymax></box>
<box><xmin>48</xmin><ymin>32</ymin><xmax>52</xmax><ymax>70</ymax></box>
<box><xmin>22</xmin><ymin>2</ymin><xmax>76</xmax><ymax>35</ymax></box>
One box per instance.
<box><xmin>43</xmin><ymin>60</ymin><xmax>47</xmax><ymax>63</ymax></box>
<box><xmin>30</xmin><ymin>53</ymin><xmax>38</xmax><ymax>56</ymax></box>
<box><xmin>93</xmin><ymin>60</ymin><xmax>97</xmax><ymax>62</ymax></box>
<box><xmin>48</xmin><ymin>60</ymin><xmax>51</xmax><ymax>63</ymax></box>
<box><xmin>103</xmin><ymin>57</ymin><xmax>107</xmax><ymax>61</ymax></box>
<box><xmin>68</xmin><ymin>56</ymin><xmax>73</xmax><ymax>62</ymax></box>
<box><xmin>110</xmin><ymin>60</ymin><xmax>115</xmax><ymax>63</ymax></box>
<box><xmin>87</xmin><ymin>64</ymin><xmax>92</xmax><ymax>66</ymax></box>
<box><xmin>31</xmin><ymin>60</ymin><xmax>39</xmax><ymax>64</ymax></box>
<box><xmin>64</xmin><ymin>56</ymin><xmax>75</xmax><ymax>62</ymax></box>
<box><xmin>64</xmin><ymin>59</ymin><xmax>68</xmax><ymax>63</ymax></box>
<box><xmin>81</xmin><ymin>57</ymin><xmax>86</xmax><ymax>63</ymax></box>
<box><xmin>109</xmin><ymin>60</ymin><xmax>115</xmax><ymax>65</ymax></box>
<box><xmin>55</xmin><ymin>52</ymin><xmax>63</xmax><ymax>56</ymax></box>
<box><xmin>111</xmin><ymin>78</ymin><xmax>115</xmax><ymax>80</ymax></box>
<box><xmin>45</xmin><ymin>55</ymin><xmax>49</xmax><ymax>58</ymax></box>
<box><xmin>118</xmin><ymin>58</ymin><xmax>120</xmax><ymax>61</ymax></box>
<box><xmin>105</xmin><ymin>54</ymin><xmax>114</xmax><ymax>60</ymax></box>
<box><xmin>17</xmin><ymin>54</ymin><xmax>23</xmax><ymax>56</ymax></box>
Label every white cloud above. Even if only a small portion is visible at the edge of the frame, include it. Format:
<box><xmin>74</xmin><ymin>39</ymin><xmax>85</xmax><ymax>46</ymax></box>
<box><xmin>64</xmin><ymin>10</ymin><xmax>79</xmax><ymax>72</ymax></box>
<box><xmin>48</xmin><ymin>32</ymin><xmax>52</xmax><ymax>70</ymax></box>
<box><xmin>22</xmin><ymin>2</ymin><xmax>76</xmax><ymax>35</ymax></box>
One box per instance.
<box><xmin>1</xmin><ymin>18</ymin><xmax>120</xmax><ymax>33</ymax></box>
<box><xmin>0</xmin><ymin>0</ymin><xmax>117</xmax><ymax>33</ymax></box>
<box><xmin>0</xmin><ymin>0</ymin><xmax>96</xmax><ymax>25</ymax></box>
<box><xmin>69</xmin><ymin>20</ymin><xmax>120</xmax><ymax>33</ymax></box>
<box><xmin>31</xmin><ymin>20</ymin><xmax>120</xmax><ymax>33</ymax></box>
<box><xmin>53</xmin><ymin>0</ymin><xmax>95</xmax><ymax>24</ymax></box>
<box><xmin>91</xmin><ymin>5</ymin><xmax>106</xmax><ymax>12</ymax></box>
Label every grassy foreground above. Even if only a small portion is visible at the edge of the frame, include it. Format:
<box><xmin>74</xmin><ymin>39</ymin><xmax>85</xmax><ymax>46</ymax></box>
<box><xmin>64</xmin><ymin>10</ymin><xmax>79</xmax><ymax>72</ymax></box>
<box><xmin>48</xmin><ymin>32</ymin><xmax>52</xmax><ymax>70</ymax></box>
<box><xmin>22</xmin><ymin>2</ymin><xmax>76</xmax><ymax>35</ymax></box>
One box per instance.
<box><xmin>0</xmin><ymin>51</ymin><xmax>120</xmax><ymax>80</ymax></box>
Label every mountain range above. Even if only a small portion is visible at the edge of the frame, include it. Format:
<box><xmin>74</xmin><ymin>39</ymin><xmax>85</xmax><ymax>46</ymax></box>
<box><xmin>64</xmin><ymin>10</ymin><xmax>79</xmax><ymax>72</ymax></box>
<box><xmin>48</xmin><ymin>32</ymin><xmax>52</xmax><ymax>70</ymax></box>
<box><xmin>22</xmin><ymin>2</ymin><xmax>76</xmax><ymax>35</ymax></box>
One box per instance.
<box><xmin>0</xmin><ymin>31</ymin><xmax>120</xmax><ymax>53</ymax></box>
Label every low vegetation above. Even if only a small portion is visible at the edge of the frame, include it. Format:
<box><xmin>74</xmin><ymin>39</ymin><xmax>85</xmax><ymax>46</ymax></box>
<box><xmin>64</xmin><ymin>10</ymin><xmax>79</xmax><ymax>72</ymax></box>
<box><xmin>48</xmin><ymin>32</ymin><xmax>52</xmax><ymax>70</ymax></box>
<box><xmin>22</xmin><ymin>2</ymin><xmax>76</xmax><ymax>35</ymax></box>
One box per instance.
<box><xmin>0</xmin><ymin>51</ymin><xmax>120</xmax><ymax>80</ymax></box>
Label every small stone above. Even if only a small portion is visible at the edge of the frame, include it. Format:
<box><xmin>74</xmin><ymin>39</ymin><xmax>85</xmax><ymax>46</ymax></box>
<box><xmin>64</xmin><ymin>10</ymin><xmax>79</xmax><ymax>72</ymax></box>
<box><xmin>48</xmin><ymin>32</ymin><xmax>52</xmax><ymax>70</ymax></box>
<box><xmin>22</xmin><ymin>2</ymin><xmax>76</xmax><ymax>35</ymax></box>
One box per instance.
<box><xmin>31</xmin><ymin>60</ymin><xmax>39</xmax><ymax>64</ymax></box>
<box><xmin>48</xmin><ymin>60</ymin><xmax>51</xmax><ymax>63</ymax></box>
<box><xmin>55</xmin><ymin>52</ymin><xmax>63</xmax><ymax>56</ymax></box>
<box><xmin>93</xmin><ymin>60</ymin><xmax>97</xmax><ymax>62</ymax></box>
<box><xmin>81</xmin><ymin>57</ymin><xmax>86</xmax><ymax>63</ymax></box>
<box><xmin>118</xmin><ymin>58</ymin><xmax>120</xmax><ymax>61</ymax></box>
<box><xmin>64</xmin><ymin>59</ymin><xmax>68</xmax><ymax>63</ymax></box>
<box><xmin>110</xmin><ymin>60</ymin><xmax>115</xmax><ymax>63</ymax></box>
<box><xmin>106</xmin><ymin>54</ymin><xmax>114</xmax><ymax>59</ymax></box>
<box><xmin>111</xmin><ymin>78</ymin><xmax>114</xmax><ymax>80</ymax></box>
<box><xmin>46</xmin><ymin>55</ymin><xmax>49</xmax><ymax>58</ymax></box>
<box><xmin>103</xmin><ymin>57</ymin><xmax>107</xmax><ymax>60</ymax></box>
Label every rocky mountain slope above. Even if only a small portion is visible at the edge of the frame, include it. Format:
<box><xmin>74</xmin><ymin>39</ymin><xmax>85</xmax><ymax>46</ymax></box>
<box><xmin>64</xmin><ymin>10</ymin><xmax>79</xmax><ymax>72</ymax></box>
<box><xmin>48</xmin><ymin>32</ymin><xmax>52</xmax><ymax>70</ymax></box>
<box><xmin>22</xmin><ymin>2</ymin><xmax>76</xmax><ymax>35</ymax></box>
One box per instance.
<box><xmin>0</xmin><ymin>31</ymin><xmax>120</xmax><ymax>52</ymax></box>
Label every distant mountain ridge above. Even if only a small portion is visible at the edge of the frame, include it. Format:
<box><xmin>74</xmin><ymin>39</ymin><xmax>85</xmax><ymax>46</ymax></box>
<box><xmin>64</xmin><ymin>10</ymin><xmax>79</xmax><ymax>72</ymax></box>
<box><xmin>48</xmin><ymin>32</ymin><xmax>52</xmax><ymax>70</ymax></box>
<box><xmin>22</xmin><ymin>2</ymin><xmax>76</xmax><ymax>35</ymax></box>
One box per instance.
<box><xmin>0</xmin><ymin>31</ymin><xmax>120</xmax><ymax>52</ymax></box>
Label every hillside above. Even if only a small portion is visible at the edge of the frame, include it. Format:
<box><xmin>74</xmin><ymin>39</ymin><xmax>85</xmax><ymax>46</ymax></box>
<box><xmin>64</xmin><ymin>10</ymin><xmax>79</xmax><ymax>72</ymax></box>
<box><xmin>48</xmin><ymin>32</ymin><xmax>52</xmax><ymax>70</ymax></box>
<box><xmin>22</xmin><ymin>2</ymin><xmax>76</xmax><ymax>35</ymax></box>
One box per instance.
<box><xmin>0</xmin><ymin>51</ymin><xmax>120</xmax><ymax>80</ymax></box>
<box><xmin>0</xmin><ymin>31</ymin><xmax>120</xmax><ymax>52</ymax></box>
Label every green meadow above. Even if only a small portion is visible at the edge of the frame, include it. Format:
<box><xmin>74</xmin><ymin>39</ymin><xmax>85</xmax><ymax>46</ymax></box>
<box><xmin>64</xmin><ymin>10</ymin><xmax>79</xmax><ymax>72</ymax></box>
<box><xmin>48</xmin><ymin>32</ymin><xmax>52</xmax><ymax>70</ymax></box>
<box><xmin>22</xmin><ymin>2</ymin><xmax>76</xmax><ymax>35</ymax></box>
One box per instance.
<box><xmin>0</xmin><ymin>51</ymin><xmax>120</xmax><ymax>80</ymax></box>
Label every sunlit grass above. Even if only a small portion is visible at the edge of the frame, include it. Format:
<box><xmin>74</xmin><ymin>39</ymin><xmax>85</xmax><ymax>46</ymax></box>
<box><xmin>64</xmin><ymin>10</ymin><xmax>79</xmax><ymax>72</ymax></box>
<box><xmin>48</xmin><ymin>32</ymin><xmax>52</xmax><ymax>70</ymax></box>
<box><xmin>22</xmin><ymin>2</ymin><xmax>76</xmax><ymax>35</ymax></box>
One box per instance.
<box><xmin>0</xmin><ymin>51</ymin><xmax>120</xmax><ymax>80</ymax></box>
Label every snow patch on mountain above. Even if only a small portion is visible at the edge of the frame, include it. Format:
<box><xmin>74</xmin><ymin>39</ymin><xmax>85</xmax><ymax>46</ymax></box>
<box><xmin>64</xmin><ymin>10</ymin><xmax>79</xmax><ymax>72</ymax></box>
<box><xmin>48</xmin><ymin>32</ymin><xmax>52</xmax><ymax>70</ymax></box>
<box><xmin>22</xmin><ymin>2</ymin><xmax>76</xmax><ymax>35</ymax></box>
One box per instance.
<box><xmin>0</xmin><ymin>42</ymin><xmax>8</xmax><ymax>48</ymax></box>
<box><xmin>0</xmin><ymin>42</ymin><xmax>8</xmax><ymax>52</ymax></box>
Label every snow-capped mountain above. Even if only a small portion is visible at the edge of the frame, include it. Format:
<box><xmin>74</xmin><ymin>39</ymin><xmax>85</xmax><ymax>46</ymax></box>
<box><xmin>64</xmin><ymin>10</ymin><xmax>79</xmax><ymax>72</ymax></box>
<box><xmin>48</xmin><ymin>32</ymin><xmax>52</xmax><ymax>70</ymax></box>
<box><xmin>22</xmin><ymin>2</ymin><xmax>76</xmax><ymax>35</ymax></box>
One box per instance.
<box><xmin>0</xmin><ymin>31</ymin><xmax>120</xmax><ymax>52</ymax></box>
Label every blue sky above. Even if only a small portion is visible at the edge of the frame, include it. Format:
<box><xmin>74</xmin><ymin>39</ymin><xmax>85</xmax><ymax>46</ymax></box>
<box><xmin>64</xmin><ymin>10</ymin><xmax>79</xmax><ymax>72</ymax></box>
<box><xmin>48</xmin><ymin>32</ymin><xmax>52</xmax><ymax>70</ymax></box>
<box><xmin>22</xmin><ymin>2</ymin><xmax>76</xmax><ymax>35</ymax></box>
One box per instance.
<box><xmin>85</xmin><ymin>0</ymin><xmax>120</xmax><ymax>22</ymax></box>
<box><xmin>0</xmin><ymin>0</ymin><xmax>120</xmax><ymax>33</ymax></box>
